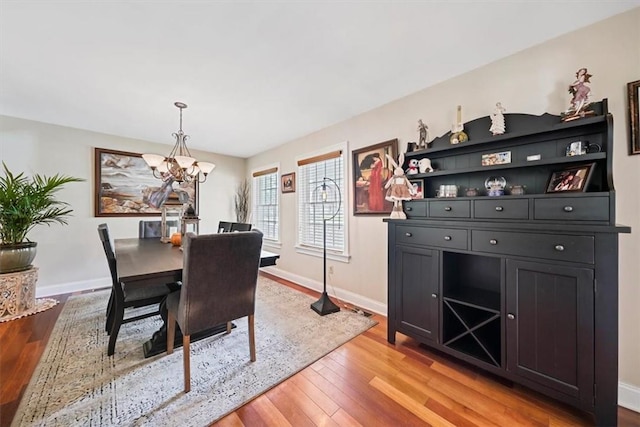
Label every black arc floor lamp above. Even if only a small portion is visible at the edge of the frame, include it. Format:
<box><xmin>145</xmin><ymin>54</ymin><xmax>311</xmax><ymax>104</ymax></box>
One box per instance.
<box><xmin>310</xmin><ymin>177</ymin><xmax>341</xmax><ymax>316</ymax></box>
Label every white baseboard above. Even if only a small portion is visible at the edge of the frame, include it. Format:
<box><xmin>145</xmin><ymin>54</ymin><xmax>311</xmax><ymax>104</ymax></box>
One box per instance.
<box><xmin>619</xmin><ymin>382</ymin><xmax>640</xmax><ymax>413</ymax></box>
<box><xmin>35</xmin><ymin>277</ymin><xmax>110</xmax><ymax>298</ymax></box>
<box><xmin>260</xmin><ymin>266</ymin><xmax>387</xmax><ymax>316</ymax></box>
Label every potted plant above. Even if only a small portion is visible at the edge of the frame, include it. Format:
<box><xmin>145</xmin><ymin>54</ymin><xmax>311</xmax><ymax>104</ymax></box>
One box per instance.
<box><xmin>0</xmin><ymin>163</ymin><xmax>84</xmax><ymax>273</ymax></box>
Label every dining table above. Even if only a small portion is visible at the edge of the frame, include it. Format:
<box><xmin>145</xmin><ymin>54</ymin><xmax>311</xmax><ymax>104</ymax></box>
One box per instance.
<box><xmin>114</xmin><ymin>237</ymin><xmax>279</xmax><ymax>358</ymax></box>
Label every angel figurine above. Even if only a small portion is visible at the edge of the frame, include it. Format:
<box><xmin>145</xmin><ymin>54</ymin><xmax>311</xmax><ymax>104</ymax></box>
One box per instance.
<box><xmin>489</xmin><ymin>102</ymin><xmax>506</xmax><ymax>135</ymax></box>
<box><xmin>384</xmin><ymin>153</ymin><xmax>416</xmax><ymax>219</ymax></box>
<box><xmin>562</xmin><ymin>67</ymin><xmax>595</xmax><ymax>121</ymax></box>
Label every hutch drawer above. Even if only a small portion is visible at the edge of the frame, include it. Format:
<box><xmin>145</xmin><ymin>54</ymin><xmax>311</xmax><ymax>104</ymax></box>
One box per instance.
<box><xmin>534</xmin><ymin>197</ymin><xmax>609</xmax><ymax>221</ymax></box>
<box><xmin>474</xmin><ymin>199</ymin><xmax>529</xmax><ymax>220</ymax></box>
<box><xmin>404</xmin><ymin>200</ymin><xmax>427</xmax><ymax>218</ymax></box>
<box><xmin>471</xmin><ymin>230</ymin><xmax>595</xmax><ymax>264</ymax></box>
<box><xmin>429</xmin><ymin>200</ymin><xmax>470</xmax><ymax>218</ymax></box>
<box><xmin>396</xmin><ymin>225</ymin><xmax>468</xmax><ymax>250</ymax></box>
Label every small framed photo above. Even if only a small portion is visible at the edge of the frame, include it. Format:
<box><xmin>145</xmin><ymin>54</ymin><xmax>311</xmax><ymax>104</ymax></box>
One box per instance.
<box><xmin>281</xmin><ymin>172</ymin><xmax>295</xmax><ymax>193</ymax></box>
<box><xmin>481</xmin><ymin>151</ymin><xmax>511</xmax><ymax>166</ymax></box>
<box><xmin>545</xmin><ymin>163</ymin><xmax>595</xmax><ymax>193</ymax></box>
<box><xmin>409</xmin><ymin>179</ymin><xmax>424</xmax><ymax>199</ymax></box>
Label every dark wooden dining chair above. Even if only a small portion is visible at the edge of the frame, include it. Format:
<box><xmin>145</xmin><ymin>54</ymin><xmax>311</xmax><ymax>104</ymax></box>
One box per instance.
<box><xmin>167</xmin><ymin>230</ymin><xmax>263</xmax><ymax>392</ymax></box>
<box><xmin>98</xmin><ymin>223</ymin><xmax>174</xmax><ymax>356</ymax></box>
<box><xmin>230</xmin><ymin>222</ymin><xmax>252</xmax><ymax>232</ymax></box>
<box><xmin>217</xmin><ymin>221</ymin><xmax>233</xmax><ymax>233</ymax></box>
<box><xmin>138</xmin><ymin>220</ymin><xmax>178</xmax><ymax>238</ymax></box>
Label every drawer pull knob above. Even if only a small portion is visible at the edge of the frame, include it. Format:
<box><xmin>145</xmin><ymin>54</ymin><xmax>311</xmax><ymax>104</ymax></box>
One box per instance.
<box><xmin>489</xmin><ymin>239</ymin><xmax>498</xmax><ymax>245</ymax></box>
<box><xmin>444</xmin><ymin>206</ymin><xmax>452</xmax><ymax>211</ymax></box>
<box><xmin>405</xmin><ymin>232</ymin><xmax>412</xmax><ymax>237</ymax></box>
<box><xmin>507</xmin><ymin>313</ymin><xmax>515</xmax><ymax>320</ymax></box>
<box><xmin>431</xmin><ymin>293</ymin><xmax>438</xmax><ymax>299</ymax></box>
<box><xmin>554</xmin><ymin>244</ymin><xmax>565</xmax><ymax>252</ymax></box>
<box><xmin>563</xmin><ymin>206</ymin><xmax>574</xmax><ymax>212</ymax></box>
<box><xmin>406</xmin><ymin>207</ymin><xmax>412</xmax><ymax>211</ymax></box>
<box><xmin>444</xmin><ymin>236</ymin><xmax>452</xmax><ymax>241</ymax></box>
<box><xmin>495</xmin><ymin>206</ymin><xmax>504</xmax><ymax>212</ymax></box>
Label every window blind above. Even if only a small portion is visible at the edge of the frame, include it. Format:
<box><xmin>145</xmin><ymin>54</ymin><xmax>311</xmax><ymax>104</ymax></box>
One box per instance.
<box><xmin>252</xmin><ymin>169</ymin><xmax>279</xmax><ymax>241</ymax></box>
<box><xmin>297</xmin><ymin>152</ymin><xmax>345</xmax><ymax>252</ymax></box>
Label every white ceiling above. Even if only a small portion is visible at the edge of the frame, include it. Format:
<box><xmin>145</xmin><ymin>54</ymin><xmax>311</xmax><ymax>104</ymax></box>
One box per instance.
<box><xmin>1</xmin><ymin>1</ymin><xmax>638</xmax><ymax>158</ymax></box>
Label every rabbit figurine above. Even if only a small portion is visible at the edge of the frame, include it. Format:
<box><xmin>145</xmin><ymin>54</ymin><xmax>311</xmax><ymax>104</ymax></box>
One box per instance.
<box><xmin>385</xmin><ymin>153</ymin><xmax>415</xmax><ymax>219</ymax></box>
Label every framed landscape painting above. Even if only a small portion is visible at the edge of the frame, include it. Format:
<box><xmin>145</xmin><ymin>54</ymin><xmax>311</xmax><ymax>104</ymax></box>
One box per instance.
<box><xmin>94</xmin><ymin>148</ymin><xmax>198</xmax><ymax>217</ymax></box>
<box><xmin>352</xmin><ymin>139</ymin><xmax>397</xmax><ymax>215</ymax></box>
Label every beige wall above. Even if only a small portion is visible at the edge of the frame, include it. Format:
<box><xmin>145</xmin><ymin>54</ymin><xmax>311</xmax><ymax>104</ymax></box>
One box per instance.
<box><xmin>0</xmin><ymin>6</ymin><xmax>637</xmax><ymax>402</ymax></box>
<box><xmin>0</xmin><ymin>116</ymin><xmax>246</xmax><ymax>293</ymax></box>
<box><xmin>248</xmin><ymin>9</ymin><xmax>640</xmax><ymax>391</ymax></box>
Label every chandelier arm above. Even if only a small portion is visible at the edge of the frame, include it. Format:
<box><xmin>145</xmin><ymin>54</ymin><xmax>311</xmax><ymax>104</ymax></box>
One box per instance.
<box><xmin>150</xmin><ymin>168</ymin><xmax>161</xmax><ymax>179</ymax></box>
<box><xmin>180</xmin><ymin>135</ymin><xmax>192</xmax><ymax>158</ymax></box>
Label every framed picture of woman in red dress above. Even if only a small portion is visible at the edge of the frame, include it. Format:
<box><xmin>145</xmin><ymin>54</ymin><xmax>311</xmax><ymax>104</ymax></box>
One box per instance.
<box><xmin>352</xmin><ymin>139</ymin><xmax>397</xmax><ymax>215</ymax></box>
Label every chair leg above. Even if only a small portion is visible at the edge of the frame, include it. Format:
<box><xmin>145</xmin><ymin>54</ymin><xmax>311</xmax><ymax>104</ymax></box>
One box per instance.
<box><xmin>105</xmin><ymin>292</ymin><xmax>114</xmax><ymax>333</ymax></box>
<box><xmin>167</xmin><ymin>311</ymin><xmax>176</xmax><ymax>355</ymax></box>
<box><xmin>248</xmin><ymin>314</ymin><xmax>256</xmax><ymax>362</ymax></box>
<box><xmin>107</xmin><ymin>300</ymin><xmax>124</xmax><ymax>356</ymax></box>
<box><xmin>226</xmin><ymin>321</ymin><xmax>231</xmax><ymax>334</ymax></box>
<box><xmin>183</xmin><ymin>334</ymin><xmax>191</xmax><ymax>393</ymax></box>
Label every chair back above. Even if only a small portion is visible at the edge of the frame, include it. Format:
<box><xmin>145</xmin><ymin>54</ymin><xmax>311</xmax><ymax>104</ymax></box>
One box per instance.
<box><xmin>97</xmin><ymin>224</ymin><xmax>125</xmax><ymax>300</ymax></box>
<box><xmin>230</xmin><ymin>222</ymin><xmax>252</xmax><ymax>232</ymax></box>
<box><xmin>177</xmin><ymin>230</ymin><xmax>263</xmax><ymax>335</ymax></box>
<box><xmin>139</xmin><ymin>220</ymin><xmax>178</xmax><ymax>238</ymax></box>
<box><xmin>217</xmin><ymin>221</ymin><xmax>233</xmax><ymax>233</ymax></box>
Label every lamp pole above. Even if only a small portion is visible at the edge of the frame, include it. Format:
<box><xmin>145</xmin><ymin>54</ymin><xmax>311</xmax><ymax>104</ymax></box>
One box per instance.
<box><xmin>311</xmin><ymin>178</ymin><xmax>341</xmax><ymax>316</ymax></box>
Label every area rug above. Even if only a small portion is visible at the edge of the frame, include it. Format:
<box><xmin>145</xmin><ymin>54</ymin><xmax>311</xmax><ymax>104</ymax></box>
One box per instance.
<box><xmin>11</xmin><ymin>276</ymin><xmax>377</xmax><ymax>426</ymax></box>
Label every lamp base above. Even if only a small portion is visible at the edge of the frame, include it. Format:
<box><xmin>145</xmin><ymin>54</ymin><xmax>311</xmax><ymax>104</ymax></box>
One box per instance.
<box><xmin>310</xmin><ymin>291</ymin><xmax>340</xmax><ymax>316</ymax></box>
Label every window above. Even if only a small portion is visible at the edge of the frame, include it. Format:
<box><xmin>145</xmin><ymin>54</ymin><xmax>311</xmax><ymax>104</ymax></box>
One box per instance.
<box><xmin>297</xmin><ymin>146</ymin><xmax>349</xmax><ymax>261</ymax></box>
<box><xmin>252</xmin><ymin>166</ymin><xmax>279</xmax><ymax>242</ymax></box>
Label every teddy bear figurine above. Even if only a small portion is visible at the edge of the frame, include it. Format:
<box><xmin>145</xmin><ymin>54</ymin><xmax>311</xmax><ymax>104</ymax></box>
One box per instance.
<box><xmin>406</xmin><ymin>159</ymin><xmax>419</xmax><ymax>175</ymax></box>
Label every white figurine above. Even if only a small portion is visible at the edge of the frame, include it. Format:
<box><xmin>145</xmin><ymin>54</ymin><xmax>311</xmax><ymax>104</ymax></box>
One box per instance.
<box><xmin>490</xmin><ymin>102</ymin><xmax>506</xmax><ymax>136</ymax></box>
<box><xmin>406</xmin><ymin>159</ymin><xmax>419</xmax><ymax>175</ymax></box>
<box><xmin>385</xmin><ymin>153</ymin><xmax>415</xmax><ymax>219</ymax></box>
<box><xmin>418</xmin><ymin>158</ymin><xmax>434</xmax><ymax>173</ymax></box>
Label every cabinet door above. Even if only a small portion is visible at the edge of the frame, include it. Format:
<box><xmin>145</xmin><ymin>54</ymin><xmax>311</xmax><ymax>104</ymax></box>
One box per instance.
<box><xmin>506</xmin><ymin>260</ymin><xmax>593</xmax><ymax>403</ymax></box>
<box><xmin>395</xmin><ymin>245</ymin><xmax>439</xmax><ymax>342</ymax></box>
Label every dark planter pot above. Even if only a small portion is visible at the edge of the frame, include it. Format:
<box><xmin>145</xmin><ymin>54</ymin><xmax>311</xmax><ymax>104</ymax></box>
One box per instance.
<box><xmin>0</xmin><ymin>242</ymin><xmax>37</xmax><ymax>274</ymax></box>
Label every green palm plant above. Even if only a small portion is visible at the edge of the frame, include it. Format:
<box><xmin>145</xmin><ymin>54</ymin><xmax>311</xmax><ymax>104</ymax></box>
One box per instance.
<box><xmin>0</xmin><ymin>162</ymin><xmax>84</xmax><ymax>245</ymax></box>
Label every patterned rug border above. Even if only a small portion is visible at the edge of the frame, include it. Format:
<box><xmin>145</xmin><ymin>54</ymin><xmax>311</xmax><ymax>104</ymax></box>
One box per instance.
<box><xmin>12</xmin><ymin>277</ymin><xmax>377</xmax><ymax>426</ymax></box>
<box><xmin>0</xmin><ymin>298</ymin><xmax>59</xmax><ymax>323</ymax></box>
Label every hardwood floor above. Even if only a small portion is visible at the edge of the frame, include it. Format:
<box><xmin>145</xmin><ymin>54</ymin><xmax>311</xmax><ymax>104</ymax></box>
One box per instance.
<box><xmin>1</xmin><ymin>273</ymin><xmax>638</xmax><ymax>427</ymax></box>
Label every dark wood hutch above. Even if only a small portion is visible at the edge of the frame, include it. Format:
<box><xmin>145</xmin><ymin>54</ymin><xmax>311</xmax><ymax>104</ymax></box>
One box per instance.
<box><xmin>385</xmin><ymin>99</ymin><xmax>631</xmax><ymax>425</ymax></box>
